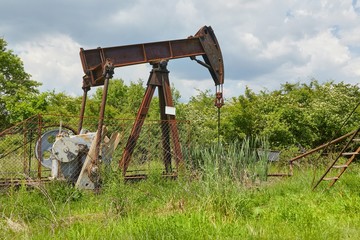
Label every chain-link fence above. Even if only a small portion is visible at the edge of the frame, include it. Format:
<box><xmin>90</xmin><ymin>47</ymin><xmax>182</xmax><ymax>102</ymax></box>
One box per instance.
<box><xmin>0</xmin><ymin>114</ymin><xmax>191</xmax><ymax>186</ymax></box>
<box><xmin>0</xmin><ymin>115</ymin><xmax>42</xmax><ymax>181</ymax></box>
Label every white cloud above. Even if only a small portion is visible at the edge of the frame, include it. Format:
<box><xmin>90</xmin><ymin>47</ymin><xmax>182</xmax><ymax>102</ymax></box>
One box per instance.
<box><xmin>172</xmin><ymin>78</ymin><xmax>215</xmax><ymax>102</ymax></box>
<box><xmin>342</xmin><ymin>58</ymin><xmax>360</xmax><ymax>77</ymax></box>
<box><xmin>297</xmin><ymin>30</ymin><xmax>350</xmax><ymax>68</ymax></box>
<box><xmin>113</xmin><ymin>64</ymin><xmax>151</xmax><ymax>84</ymax></box>
<box><xmin>238</xmin><ymin>33</ymin><xmax>262</xmax><ymax>52</ymax></box>
<box><xmin>260</xmin><ymin>38</ymin><xmax>294</xmax><ymax>59</ymax></box>
<box><xmin>13</xmin><ymin>34</ymin><xmax>84</xmax><ymax>96</ymax></box>
<box><xmin>339</xmin><ymin>27</ymin><xmax>360</xmax><ymax>47</ymax></box>
<box><xmin>175</xmin><ymin>0</ymin><xmax>198</xmax><ymax>21</ymax></box>
<box><xmin>2</xmin><ymin>0</ymin><xmax>360</xmax><ymax>102</ymax></box>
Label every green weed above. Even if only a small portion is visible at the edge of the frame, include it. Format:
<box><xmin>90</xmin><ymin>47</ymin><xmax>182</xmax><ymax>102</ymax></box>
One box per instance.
<box><xmin>1</xmin><ymin>156</ymin><xmax>359</xmax><ymax>239</ymax></box>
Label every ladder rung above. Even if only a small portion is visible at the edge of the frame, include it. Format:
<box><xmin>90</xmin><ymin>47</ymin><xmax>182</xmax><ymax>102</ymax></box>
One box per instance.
<box><xmin>342</xmin><ymin>152</ymin><xmax>359</xmax><ymax>156</ymax></box>
<box><xmin>323</xmin><ymin>177</ymin><xmax>339</xmax><ymax>181</ymax></box>
<box><xmin>332</xmin><ymin>165</ymin><xmax>348</xmax><ymax>169</ymax></box>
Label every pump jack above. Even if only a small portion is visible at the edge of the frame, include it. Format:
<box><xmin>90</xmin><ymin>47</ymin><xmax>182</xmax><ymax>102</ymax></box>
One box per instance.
<box><xmin>76</xmin><ymin>26</ymin><xmax>224</xmax><ymax>180</ymax></box>
<box><xmin>33</xmin><ymin>26</ymin><xmax>224</xmax><ymax>188</ymax></box>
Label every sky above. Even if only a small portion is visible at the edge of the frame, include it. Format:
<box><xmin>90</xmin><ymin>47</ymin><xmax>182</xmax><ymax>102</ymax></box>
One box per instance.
<box><xmin>1</xmin><ymin>0</ymin><xmax>360</xmax><ymax>102</ymax></box>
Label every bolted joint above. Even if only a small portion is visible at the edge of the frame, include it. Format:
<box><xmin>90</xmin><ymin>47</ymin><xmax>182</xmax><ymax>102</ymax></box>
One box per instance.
<box><xmin>102</xmin><ymin>58</ymin><xmax>115</xmax><ymax>79</ymax></box>
<box><xmin>150</xmin><ymin>59</ymin><xmax>169</xmax><ymax>72</ymax></box>
<box><xmin>82</xmin><ymin>75</ymin><xmax>91</xmax><ymax>91</ymax></box>
<box><xmin>215</xmin><ymin>91</ymin><xmax>224</xmax><ymax>108</ymax></box>
<box><xmin>87</xmin><ymin>163</ymin><xmax>100</xmax><ymax>183</ymax></box>
<box><xmin>159</xmin><ymin>59</ymin><xmax>168</xmax><ymax>69</ymax></box>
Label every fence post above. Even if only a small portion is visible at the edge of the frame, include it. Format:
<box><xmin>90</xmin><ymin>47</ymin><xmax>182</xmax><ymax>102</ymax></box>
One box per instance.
<box><xmin>37</xmin><ymin>114</ymin><xmax>43</xmax><ymax>179</ymax></box>
<box><xmin>22</xmin><ymin>119</ymin><xmax>29</xmax><ymax>176</ymax></box>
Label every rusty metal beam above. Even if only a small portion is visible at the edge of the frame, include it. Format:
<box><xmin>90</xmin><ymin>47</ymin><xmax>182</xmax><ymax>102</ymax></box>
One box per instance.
<box><xmin>80</xmin><ymin>26</ymin><xmax>224</xmax><ymax>88</ymax></box>
<box><xmin>289</xmin><ymin>130</ymin><xmax>356</xmax><ymax>163</ymax></box>
<box><xmin>78</xmin><ymin>88</ymin><xmax>89</xmax><ymax>133</ymax></box>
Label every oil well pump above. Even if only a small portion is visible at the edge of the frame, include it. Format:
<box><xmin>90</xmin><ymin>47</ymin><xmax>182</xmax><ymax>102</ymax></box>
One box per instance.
<box><xmin>35</xmin><ymin>26</ymin><xmax>224</xmax><ymax>189</ymax></box>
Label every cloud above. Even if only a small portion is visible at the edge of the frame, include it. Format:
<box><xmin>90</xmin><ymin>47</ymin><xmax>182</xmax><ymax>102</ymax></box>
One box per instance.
<box><xmin>298</xmin><ymin>30</ymin><xmax>350</xmax><ymax>67</ymax></box>
<box><xmin>2</xmin><ymin>0</ymin><xmax>360</xmax><ymax>102</ymax></box>
<box><xmin>13</xmin><ymin>34</ymin><xmax>83</xmax><ymax>96</ymax></box>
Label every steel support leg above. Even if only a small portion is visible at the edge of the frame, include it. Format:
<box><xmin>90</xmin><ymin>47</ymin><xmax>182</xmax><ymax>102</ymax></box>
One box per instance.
<box><xmin>120</xmin><ymin>61</ymin><xmax>183</xmax><ymax>175</ymax></box>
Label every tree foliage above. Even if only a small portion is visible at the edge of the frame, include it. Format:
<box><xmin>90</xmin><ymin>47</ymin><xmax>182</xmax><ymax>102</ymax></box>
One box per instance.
<box><xmin>90</xmin><ymin>79</ymin><xmax>146</xmax><ymax>119</ymax></box>
<box><xmin>223</xmin><ymin>80</ymin><xmax>360</xmax><ymax>149</ymax></box>
<box><xmin>181</xmin><ymin>89</ymin><xmax>219</xmax><ymax>145</ymax></box>
<box><xmin>0</xmin><ymin>38</ymin><xmax>42</xmax><ymax>129</ymax></box>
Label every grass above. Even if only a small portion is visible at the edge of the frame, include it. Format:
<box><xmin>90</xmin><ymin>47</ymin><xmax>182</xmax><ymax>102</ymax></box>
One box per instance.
<box><xmin>1</xmin><ymin>141</ymin><xmax>360</xmax><ymax>239</ymax></box>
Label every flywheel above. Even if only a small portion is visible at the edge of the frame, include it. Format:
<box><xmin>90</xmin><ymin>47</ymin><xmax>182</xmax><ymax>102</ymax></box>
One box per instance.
<box><xmin>34</xmin><ymin>127</ymin><xmax>76</xmax><ymax>169</ymax></box>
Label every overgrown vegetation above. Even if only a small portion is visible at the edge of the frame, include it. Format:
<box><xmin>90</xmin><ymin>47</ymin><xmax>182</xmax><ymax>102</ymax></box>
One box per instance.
<box><xmin>188</xmin><ymin>138</ymin><xmax>269</xmax><ymax>183</ymax></box>
<box><xmin>1</xmin><ymin>161</ymin><xmax>359</xmax><ymax>239</ymax></box>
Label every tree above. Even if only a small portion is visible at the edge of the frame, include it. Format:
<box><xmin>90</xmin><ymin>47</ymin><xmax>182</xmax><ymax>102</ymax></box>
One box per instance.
<box><xmin>223</xmin><ymin>87</ymin><xmax>261</xmax><ymax>142</ymax></box>
<box><xmin>223</xmin><ymin>80</ymin><xmax>360</xmax><ymax>149</ymax></box>
<box><xmin>42</xmin><ymin>91</ymin><xmax>80</xmax><ymax>116</ymax></box>
<box><xmin>89</xmin><ymin>78</ymin><xmax>146</xmax><ymax>119</ymax></box>
<box><xmin>182</xmin><ymin>89</ymin><xmax>220</xmax><ymax>145</ymax></box>
<box><xmin>0</xmin><ymin>38</ymin><xmax>41</xmax><ymax>130</ymax></box>
<box><xmin>125</xmin><ymin>79</ymin><xmax>146</xmax><ymax>117</ymax></box>
<box><xmin>305</xmin><ymin>81</ymin><xmax>360</xmax><ymax>146</ymax></box>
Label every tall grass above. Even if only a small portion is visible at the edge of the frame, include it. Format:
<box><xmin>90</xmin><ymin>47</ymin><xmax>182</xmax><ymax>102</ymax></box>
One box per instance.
<box><xmin>188</xmin><ymin>137</ymin><xmax>269</xmax><ymax>185</ymax></box>
<box><xmin>1</xmin><ymin>141</ymin><xmax>360</xmax><ymax>239</ymax></box>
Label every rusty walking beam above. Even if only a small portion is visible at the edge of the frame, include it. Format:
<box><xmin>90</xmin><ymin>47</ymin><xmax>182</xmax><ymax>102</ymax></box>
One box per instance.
<box><xmin>79</xmin><ymin>26</ymin><xmax>224</xmax><ymax>88</ymax></box>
